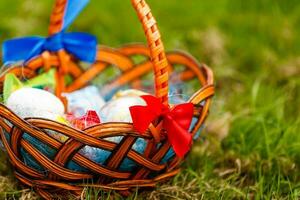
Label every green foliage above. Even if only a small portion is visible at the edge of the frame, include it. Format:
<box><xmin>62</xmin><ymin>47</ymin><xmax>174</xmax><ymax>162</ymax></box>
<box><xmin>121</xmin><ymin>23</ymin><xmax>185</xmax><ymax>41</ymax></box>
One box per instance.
<box><xmin>0</xmin><ymin>0</ymin><xmax>299</xmax><ymax>199</ymax></box>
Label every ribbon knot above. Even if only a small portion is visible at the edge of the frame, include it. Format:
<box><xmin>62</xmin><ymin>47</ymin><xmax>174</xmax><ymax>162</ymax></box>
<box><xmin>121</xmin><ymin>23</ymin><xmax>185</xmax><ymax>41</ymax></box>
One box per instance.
<box><xmin>2</xmin><ymin>0</ymin><xmax>96</xmax><ymax>65</ymax></box>
<box><xmin>44</xmin><ymin>33</ymin><xmax>64</xmax><ymax>52</ymax></box>
<box><xmin>130</xmin><ymin>95</ymin><xmax>194</xmax><ymax>158</ymax></box>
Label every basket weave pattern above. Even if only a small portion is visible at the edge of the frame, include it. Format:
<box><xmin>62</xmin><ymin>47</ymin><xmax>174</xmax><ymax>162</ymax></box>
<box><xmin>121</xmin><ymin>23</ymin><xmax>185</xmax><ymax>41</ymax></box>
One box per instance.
<box><xmin>0</xmin><ymin>0</ymin><xmax>214</xmax><ymax>199</ymax></box>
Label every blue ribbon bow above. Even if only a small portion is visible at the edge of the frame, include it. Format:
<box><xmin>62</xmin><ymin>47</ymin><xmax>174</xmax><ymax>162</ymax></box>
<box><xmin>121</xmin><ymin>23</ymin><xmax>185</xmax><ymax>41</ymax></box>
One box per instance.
<box><xmin>2</xmin><ymin>0</ymin><xmax>97</xmax><ymax>65</ymax></box>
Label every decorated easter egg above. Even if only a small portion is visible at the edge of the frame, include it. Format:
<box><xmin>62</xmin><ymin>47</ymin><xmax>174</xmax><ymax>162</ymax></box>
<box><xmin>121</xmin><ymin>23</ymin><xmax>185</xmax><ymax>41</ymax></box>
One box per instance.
<box><xmin>63</xmin><ymin>86</ymin><xmax>105</xmax><ymax>117</ymax></box>
<box><xmin>6</xmin><ymin>88</ymin><xmax>65</xmax><ymax>119</ymax></box>
<box><xmin>100</xmin><ymin>96</ymin><xmax>146</xmax><ymax>123</ymax></box>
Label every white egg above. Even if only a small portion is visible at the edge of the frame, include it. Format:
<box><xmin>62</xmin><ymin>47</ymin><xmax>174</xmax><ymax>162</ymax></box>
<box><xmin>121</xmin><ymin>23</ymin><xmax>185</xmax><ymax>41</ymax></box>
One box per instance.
<box><xmin>6</xmin><ymin>88</ymin><xmax>65</xmax><ymax>120</ymax></box>
<box><xmin>100</xmin><ymin>96</ymin><xmax>146</xmax><ymax>123</ymax></box>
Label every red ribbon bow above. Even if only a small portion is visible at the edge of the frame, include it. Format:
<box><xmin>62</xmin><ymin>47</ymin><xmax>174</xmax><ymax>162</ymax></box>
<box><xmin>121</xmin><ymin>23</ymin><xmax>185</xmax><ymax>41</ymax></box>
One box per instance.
<box><xmin>129</xmin><ymin>95</ymin><xmax>194</xmax><ymax>158</ymax></box>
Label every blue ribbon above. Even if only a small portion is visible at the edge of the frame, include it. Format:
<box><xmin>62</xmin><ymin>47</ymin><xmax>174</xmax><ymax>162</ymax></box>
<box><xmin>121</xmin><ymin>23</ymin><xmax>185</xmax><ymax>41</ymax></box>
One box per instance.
<box><xmin>2</xmin><ymin>0</ymin><xmax>96</xmax><ymax>65</ymax></box>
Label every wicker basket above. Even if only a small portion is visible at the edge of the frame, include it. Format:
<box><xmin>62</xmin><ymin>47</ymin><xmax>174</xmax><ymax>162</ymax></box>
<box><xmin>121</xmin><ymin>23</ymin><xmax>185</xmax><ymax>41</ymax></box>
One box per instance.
<box><xmin>0</xmin><ymin>0</ymin><xmax>214</xmax><ymax>199</ymax></box>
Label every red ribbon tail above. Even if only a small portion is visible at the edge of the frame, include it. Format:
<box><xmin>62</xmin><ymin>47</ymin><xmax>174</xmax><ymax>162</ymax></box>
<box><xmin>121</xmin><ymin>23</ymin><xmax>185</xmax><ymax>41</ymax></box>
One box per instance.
<box><xmin>164</xmin><ymin>116</ymin><xmax>192</xmax><ymax>158</ymax></box>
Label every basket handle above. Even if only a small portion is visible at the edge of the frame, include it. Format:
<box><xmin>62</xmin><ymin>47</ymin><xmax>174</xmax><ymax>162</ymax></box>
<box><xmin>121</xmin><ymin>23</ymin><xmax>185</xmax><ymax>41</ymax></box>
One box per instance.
<box><xmin>49</xmin><ymin>0</ymin><xmax>169</xmax><ymax>105</ymax></box>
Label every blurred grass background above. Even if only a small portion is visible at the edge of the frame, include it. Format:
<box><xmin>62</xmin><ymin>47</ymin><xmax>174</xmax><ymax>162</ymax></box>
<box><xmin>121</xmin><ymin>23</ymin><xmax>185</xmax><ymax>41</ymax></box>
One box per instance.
<box><xmin>0</xmin><ymin>0</ymin><xmax>300</xmax><ymax>199</ymax></box>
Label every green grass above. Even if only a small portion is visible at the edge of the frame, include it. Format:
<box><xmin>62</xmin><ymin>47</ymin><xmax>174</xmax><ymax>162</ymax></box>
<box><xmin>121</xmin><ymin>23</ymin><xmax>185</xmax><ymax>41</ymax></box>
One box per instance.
<box><xmin>0</xmin><ymin>0</ymin><xmax>300</xmax><ymax>199</ymax></box>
